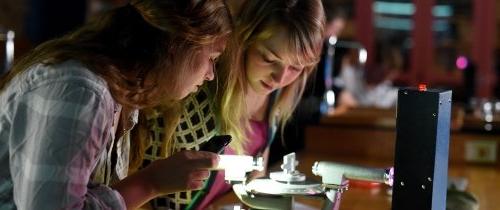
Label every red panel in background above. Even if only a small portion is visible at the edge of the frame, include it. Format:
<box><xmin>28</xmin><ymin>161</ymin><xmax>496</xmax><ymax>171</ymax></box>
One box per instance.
<box><xmin>355</xmin><ymin>0</ymin><xmax>375</xmax><ymax>73</ymax></box>
<box><xmin>473</xmin><ymin>0</ymin><xmax>497</xmax><ymax>98</ymax></box>
<box><xmin>410</xmin><ymin>0</ymin><xmax>435</xmax><ymax>86</ymax></box>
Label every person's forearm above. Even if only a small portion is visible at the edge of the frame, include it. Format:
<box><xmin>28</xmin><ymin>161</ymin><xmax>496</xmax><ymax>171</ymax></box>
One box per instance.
<box><xmin>112</xmin><ymin>171</ymin><xmax>157</xmax><ymax>210</ymax></box>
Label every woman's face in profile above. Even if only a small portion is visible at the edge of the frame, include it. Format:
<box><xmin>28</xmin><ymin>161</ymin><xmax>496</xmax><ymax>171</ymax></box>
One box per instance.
<box><xmin>245</xmin><ymin>28</ymin><xmax>305</xmax><ymax>96</ymax></box>
<box><xmin>175</xmin><ymin>41</ymin><xmax>225</xmax><ymax>99</ymax></box>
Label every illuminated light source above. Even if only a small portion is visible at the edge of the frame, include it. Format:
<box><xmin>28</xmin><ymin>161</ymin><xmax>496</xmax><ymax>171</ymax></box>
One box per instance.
<box><xmin>483</xmin><ymin>102</ymin><xmax>492</xmax><ymax>112</ymax></box>
<box><xmin>6</xmin><ymin>41</ymin><xmax>14</xmax><ymax>60</ymax></box>
<box><xmin>386</xmin><ymin>167</ymin><xmax>394</xmax><ymax>187</ymax></box>
<box><xmin>374</xmin><ymin>16</ymin><xmax>413</xmax><ymax>31</ymax></box>
<box><xmin>373</xmin><ymin>1</ymin><xmax>452</xmax><ymax>17</ymax></box>
<box><xmin>359</xmin><ymin>48</ymin><xmax>368</xmax><ymax>64</ymax></box>
<box><xmin>6</xmin><ymin>30</ymin><xmax>14</xmax><ymax>39</ymax></box>
<box><xmin>326</xmin><ymin>90</ymin><xmax>335</xmax><ymax>106</ymax></box>
<box><xmin>456</xmin><ymin>56</ymin><xmax>468</xmax><ymax>70</ymax></box>
<box><xmin>217</xmin><ymin>155</ymin><xmax>262</xmax><ymax>171</ymax></box>
<box><xmin>373</xmin><ymin>1</ymin><xmax>415</xmax><ymax>16</ymax></box>
<box><xmin>485</xmin><ymin>114</ymin><xmax>493</xmax><ymax>123</ymax></box>
<box><xmin>216</xmin><ymin>155</ymin><xmax>264</xmax><ymax>182</ymax></box>
<box><xmin>432</xmin><ymin>5</ymin><xmax>453</xmax><ymax>17</ymax></box>
<box><xmin>328</xmin><ymin>36</ymin><xmax>337</xmax><ymax>45</ymax></box>
<box><xmin>373</xmin><ymin>2</ymin><xmax>452</xmax><ymax>31</ymax></box>
<box><xmin>5</xmin><ymin>30</ymin><xmax>15</xmax><ymax>69</ymax></box>
<box><xmin>418</xmin><ymin>84</ymin><xmax>427</xmax><ymax>91</ymax></box>
<box><xmin>484</xmin><ymin>123</ymin><xmax>493</xmax><ymax>131</ymax></box>
<box><xmin>374</xmin><ymin>16</ymin><xmax>448</xmax><ymax>32</ymax></box>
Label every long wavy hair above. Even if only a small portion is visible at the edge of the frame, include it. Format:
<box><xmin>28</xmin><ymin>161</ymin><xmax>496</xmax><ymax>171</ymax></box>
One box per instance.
<box><xmin>1</xmin><ymin>0</ymin><xmax>231</xmax><ymax>108</ymax></box>
<box><xmin>0</xmin><ymin>0</ymin><xmax>232</xmax><ymax>170</ymax></box>
<box><xmin>216</xmin><ymin>0</ymin><xmax>325</xmax><ymax>154</ymax></box>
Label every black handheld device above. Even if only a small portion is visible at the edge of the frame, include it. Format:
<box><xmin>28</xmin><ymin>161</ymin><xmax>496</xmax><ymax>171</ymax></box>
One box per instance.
<box><xmin>199</xmin><ymin>135</ymin><xmax>232</xmax><ymax>154</ymax></box>
<box><xmin>186</xmin><ymin>135</ymin><xmax>232</xmax><ymax>210</ymax></box>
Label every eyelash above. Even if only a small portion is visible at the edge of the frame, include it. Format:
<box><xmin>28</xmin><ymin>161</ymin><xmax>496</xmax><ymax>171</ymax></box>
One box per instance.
<box><xmin>262</xmin><ymin>56</ymin><xmax>274</xmax><ymax>64</ymax></box>
<box><xmin>210</xmin><ymin>57</ymin><xmax>220</xmax><ymax>68</ymax></box>
<box><xmin>290</xmin><ymin>66</ymin><xmax>301</xmax><ymax>72</ymax></box>
<box><xmin>257</xmin><ymin>51</ymin><xmax>271</xmax><ymax>63</ymax></box>
<box><xmin>259</xmin><ymin>51</ymin><xmax>302</xmax><ymax>72</ymax></box>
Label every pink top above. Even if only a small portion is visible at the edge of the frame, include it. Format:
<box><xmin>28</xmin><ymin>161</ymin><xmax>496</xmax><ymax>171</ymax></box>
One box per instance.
<box><xmin>197</xmin><ymin>120</ymin><xmax>268</xmax><ymax>209</ymax></box>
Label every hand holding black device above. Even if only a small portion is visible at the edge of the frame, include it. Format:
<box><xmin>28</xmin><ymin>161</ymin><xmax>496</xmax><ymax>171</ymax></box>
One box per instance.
<box><xmin>185</xmin><ymin>135</ymin><xmax>231</xmax><ymax>210</ymax></box>
<box><xmin>199</xmin><ymin>135</ymin><xmax>232</xmax><ymax>154</ymax></box>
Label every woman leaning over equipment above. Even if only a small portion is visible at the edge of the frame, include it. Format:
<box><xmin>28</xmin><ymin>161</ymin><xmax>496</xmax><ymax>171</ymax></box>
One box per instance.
<box><xmin>0</xmin><ymin>0</ymin><xmax>232</xmax><ymax>209</ymax></box>
<box><xmin>133</xmin><ymin>0</ymin><xmax>325</xmax><ymax>209</ymax></box>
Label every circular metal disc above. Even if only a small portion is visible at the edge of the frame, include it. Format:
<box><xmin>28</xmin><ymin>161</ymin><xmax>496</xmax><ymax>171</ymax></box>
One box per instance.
<box><xmin>245</xmin><ymin>178</ymin><xmax>324</xmax><ymax>195</ymax></box>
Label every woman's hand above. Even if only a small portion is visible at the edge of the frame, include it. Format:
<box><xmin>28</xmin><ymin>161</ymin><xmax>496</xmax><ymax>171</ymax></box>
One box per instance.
<box><xmin>113</xmin><ymin>150</ymin><xmax>219</xmax><ymax>209</ymax></box>
<box><xmin>143</xmin><ymin>150</ymin><xmax>219</xmax><ymax>194</ymax></box>
<box><xmin>246</xmin><ymin>148</ymin><xmax>269</xmax><ymax>183</ymax></box>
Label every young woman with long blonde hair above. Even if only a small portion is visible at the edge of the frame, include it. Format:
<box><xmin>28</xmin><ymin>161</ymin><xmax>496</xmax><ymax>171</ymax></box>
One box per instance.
<box><xmin>134</xmin><ymin>0</ymin><xmax>325</xmax><ymax>209</ymax></box>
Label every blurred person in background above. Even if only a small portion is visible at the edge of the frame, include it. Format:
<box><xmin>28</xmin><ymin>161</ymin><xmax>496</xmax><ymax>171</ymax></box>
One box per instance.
<box><xmin>338</xmin><ymin>46</ymin><xmax>400</xmax><ymax>109</ymax></box>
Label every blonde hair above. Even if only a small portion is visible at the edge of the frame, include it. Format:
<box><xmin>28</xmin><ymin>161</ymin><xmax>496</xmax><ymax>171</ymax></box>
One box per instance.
<box><xmin>216</xmin><ymin>0</ymin><xmax>325</xmax><ymax>154</ymax></box>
